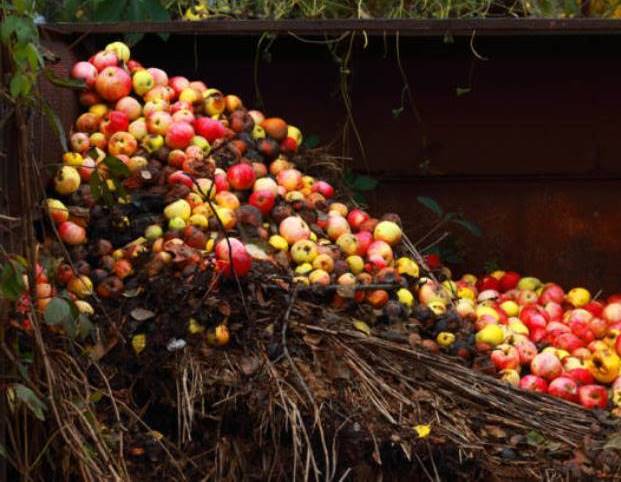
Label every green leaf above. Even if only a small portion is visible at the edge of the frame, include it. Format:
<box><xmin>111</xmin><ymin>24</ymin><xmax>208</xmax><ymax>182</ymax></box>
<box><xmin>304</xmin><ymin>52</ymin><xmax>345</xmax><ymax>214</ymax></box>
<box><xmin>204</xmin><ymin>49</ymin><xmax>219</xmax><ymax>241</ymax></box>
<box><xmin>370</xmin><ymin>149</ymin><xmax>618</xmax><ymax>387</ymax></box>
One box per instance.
<box><xmin>63</xmin><ymin>315</ymin><xmax>77</xmax><ymax>338</ymax></box>
<box><xmin>452</xmin><ymin>218</ymin><xmax>482</xmax><ymax>237</ymax></box>
<box><xmin>78</xmin><ymin>314</ymin><xmax>94</xmax><ymax>340</ymax></box>
<box><xmin>90</xmin><ymin>171</ymin><xmax>114</xmax><ymax>206</ymax></box>
<box><xmin>93</xmin><ymin>0</ymin><xmax>127</xmax><ymax>21</ymax></box>
<box><xmin>144</xmin><ymin>0</ymin><xmax>171</xmax><ymax>21</ymax></box>
<box><xmin>392</xmin><ymin>107</ymin><xmax>404</xmax><ymax>119</ymax></box>
<box><xmin>13</xmin><ymin>384</ymin><xmax>46</xmax><ymax>421</ymax></box>
<box><xmin>351</xmin><ymin>174</ymin><xmax>378</xmax><ymax>192</ymax></box>
<box><xmin>0</xmin><ymin>259</ymin><xmax>26</xmax><ymax>301</ymax></box>
<box><xmin>124</xmin><ymin>32</ymin><xmax>144</xmax><ymax>47</ymax></box>
<box><xmin>353</xmin><ymin>191</ymin><xmax>367</xmax><ymax>205</ymax></box>
<box><xmin>9</xmin><ymin>73</ymin><xmax>31</xmax><ymax>98</ymax></box>
<box><xmin>103</xmin><ymin>156</ymin><xmax>131</xmax><ymax>177</ymax></box>
<box><xmin>456</xmin><ymin>87</ymin><xmax>471</xmax><ymax>97</ymax></box>
<box><xmin>1</xmin><ymin>16</ymin><xmax>36</xmax><ymax>44</ymax></box>
<box><xmin>417</xmin><ymin>196</ymin><xmax>443</xmax><ymax>217</ymax></box>
<box><xmin>44</xmin><ymin>297</ymin><xmax>72</xmax><ymax>325</ymax></box>
<box><xmin>0</xmin><ymin>442</ymin><xmax>6</xmax><ymax>459</ymax></box>
<box><xmin>13</xmin><ymin>42</ymin><xmax>42</xmax><ymax>71</ymax></box>
<box><xmin>40</xmin><ymin>99</ymin><xmax>69</xmax><ymax>152</ymax></box>
<box><xmin>526</xmin><ymin>430</ymin><xmax>546</xmax><ymax>447</ymax></box>
<box><xmin>302</xmin><ymin>134</ymin><xmax>320</xmax><ymax>149</ymax></box>
<box><xmin>43</xmin><ymin>68</ymin><xmax>85</xmax><ymax>90</ymax></box>
<box><xmin>14</xmin><ymin>0</ymin><xmax>28</xmax><ymax>14</ymax></box>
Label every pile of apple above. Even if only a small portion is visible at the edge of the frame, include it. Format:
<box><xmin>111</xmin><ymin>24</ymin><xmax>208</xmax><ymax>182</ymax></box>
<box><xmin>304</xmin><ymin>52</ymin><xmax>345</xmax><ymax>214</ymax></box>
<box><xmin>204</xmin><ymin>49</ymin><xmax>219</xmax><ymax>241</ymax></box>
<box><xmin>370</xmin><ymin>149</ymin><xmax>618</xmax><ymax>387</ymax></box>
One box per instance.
<box><xmin>43</xmin><ymin>41</ymin><xmax>425</xmax><ymax>348</ymax></box>
<box><xmin>40</xmin><ymin>41</ymin><xmax>621</xmax><ymax>412</ymax></box>
<box><xmin>446</xmin><ymin>271</ymin><xmax>621</xmax><ymax>410</ymax></box>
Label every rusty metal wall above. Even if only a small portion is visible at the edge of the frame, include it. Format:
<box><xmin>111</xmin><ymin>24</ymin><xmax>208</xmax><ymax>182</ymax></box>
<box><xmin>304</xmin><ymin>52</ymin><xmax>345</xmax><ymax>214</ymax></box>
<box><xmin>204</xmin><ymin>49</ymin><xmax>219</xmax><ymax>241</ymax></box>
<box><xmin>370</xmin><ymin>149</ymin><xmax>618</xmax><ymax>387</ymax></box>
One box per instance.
<box><xmin>37</xmin><ymin>31</ymin><xmax>621</xmax><ymax>292</ymax></box>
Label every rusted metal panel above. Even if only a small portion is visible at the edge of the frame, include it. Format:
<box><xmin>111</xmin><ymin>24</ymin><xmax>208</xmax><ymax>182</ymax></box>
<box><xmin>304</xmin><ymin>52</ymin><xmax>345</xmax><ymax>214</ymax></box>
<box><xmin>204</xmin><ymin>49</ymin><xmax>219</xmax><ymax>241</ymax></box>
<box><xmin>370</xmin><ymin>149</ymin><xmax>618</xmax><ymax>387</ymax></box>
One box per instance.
<box><xmin>42</xmin><ymin>18</ymin><xmax>621</xmax><ymax>36</ymax></box>
<box><xmin>375</xmin><ymin>179</ymin><xmax>621</xmax><ymax>293</ymax></box>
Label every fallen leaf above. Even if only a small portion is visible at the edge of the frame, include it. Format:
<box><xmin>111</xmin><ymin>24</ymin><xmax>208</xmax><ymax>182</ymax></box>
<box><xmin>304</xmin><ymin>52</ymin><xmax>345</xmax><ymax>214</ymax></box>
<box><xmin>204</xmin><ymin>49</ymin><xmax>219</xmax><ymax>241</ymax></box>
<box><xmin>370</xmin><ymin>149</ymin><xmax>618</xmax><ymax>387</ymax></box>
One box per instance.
<box><xmin>130</xmin><ymin>308</ymin><xmax>155</xmax><ymax>321</ymax></box>
<box><xmin>245</xmin><ymin>243</ymin><xmax>269</xmax><ymax>260</ymax></box>
<box><xmin>132</xmin><ymin>334</ymin><xmax>146</xmax><ymax>354</ymax></box>
<box><xmin>485</xmin><ymin>425</ymin><xmax>507</xmax><ymax>439</ymax></box>
<box><xmin>123</xmin><ymin>287</ymin><xmax>143</xmax><ymax>298</ymax></box>
<box><xmin>352</xmin><ymin>320</ymin><xmax>371</xmax><ymax>336</ymax></box>
<box><xmin>414</xmin><ymin>424</ymin><xmax>431</xmax><ymax>439</ymax></box>
<box><xmin>604</xmin><ymin>433</ymin><xmax>621</xmax><ymax>450</ymax></box>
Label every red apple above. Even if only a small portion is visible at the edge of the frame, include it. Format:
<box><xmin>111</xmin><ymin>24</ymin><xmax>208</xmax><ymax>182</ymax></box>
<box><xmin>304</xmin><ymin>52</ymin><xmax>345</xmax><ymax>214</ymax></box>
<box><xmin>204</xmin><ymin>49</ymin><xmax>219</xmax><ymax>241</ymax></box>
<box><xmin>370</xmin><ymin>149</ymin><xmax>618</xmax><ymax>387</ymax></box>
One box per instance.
<box><xmin>58</xmin><ymin>221</ymin><xmax>86</xmax><ymax>245</ymax></box>
<box><xmin>519</xmin><ymin>375</ymin><xmax>548</xmax><ymax>393</ymax></box>
<box><xmin>354</xmin><ymin>231</ymin><xmax>373</xmax><ymax>256</ymax></box>
<box><xmin>477</xmin><ymin>275</ymin><xmax>500</xmax><ymax>292</ymax></box>
<box><xmin>548</xmin><ymin>376</ymin><xmax>578</xmax><ymax>402</ymax></box>
<box><xmin>539</xmin><ymin>283</ymin><xmax>565</xmax><ymax>305</ymax></box>
<box><xmin>555</xmin><ymin>333</ymin><xmax>585</xmax><ymax>353</ymax></box>
<box><xmin>517</xmin><ymin>289</ymin><xmax>538</xmax><ymax>305</ymax></box>
<box><xmin>346</xmin><ymin>208</ymin><xmax>370</xmax><ymax>232</ymax></box>
<box><xmin>279</xmin><ymin>216</ymin><xmax>311</xmax><ymax>244</ymax></box>
<box><xmin>76</xmin><ymin>112</ymin><xmax>100</xmax><ymax>133</ymax></box>
<box><xmin>147</xmin><ymin>67</ymin><xmax>168</xmax><ymax>87</ymax></box>
<box><xmin>115</xmin><ymin>96</ymin><xmax>142</xmax><ymax>121</ymax></box>
<box><xmin>546</xmin><ymin>321</ymin><xmax>571</xmax><ymax>339</ymax></box>
<box><xmin>91</xmin><ymin>50</ymin><xmax>118</xmax><ymax>71</ymax></box>
<box><xmin>566</xmin><ymin>367</ymin><xmax>594</xmax><ymax>386</ymax></box>
<box><xmin>108</xmin><ymin>132</ymin><xmax>137</xmax><ymax>157</ymax></box>
<box><xmin>146</xmin><ymin>111</ymin><xmax>173</xmax><ymax>135</ymax></box>
<box><xmin>248</xmin><ymin>190</ymin><xmax>276</xmax><ymax>215</ymax></box>
<box><xmin>608</xmin><ymin>294</ymin><xmax>621</xmax><ymax>304</ymax></box>
<box><xmin>70</xmin><ymin>132</ymin><xmax>90</xmax><ymax>153</ymax></box>
<box><xmin>168</xmin><ymin>170</ymin><xmax>193</xmax><ymax>188</ymax></box>
<box><xmin>520</xmin><ymin>305</ymin><xmax>549</xmax><ymax>330</ymax></box>
<box><xmin>214</xmin><ymin>173</ymin><xmax>229</xmax><ymax>193</ymax></box>
<box><xmin>604</xmin><ymin>303</ymin><xmax>621</xmax><ymax>324</ymax></box>
<box><xmin>194</xmin><ymin>117</ymin><xmax>227</xmax><ymax>142</ymax></box>
<box><xmin>79</xmin><ymin>89</ymin><xmax>102</xmax><ymax>107</ymax></box>
<box><xmin>169</xmin><ymin>76</ymin><xmax>190</xmax><ymax>96</ymax></box>
<box><xmin>588</xmin><ymin>317</ymin><xmax>608</xmax><ymax>339</ymax></box>
<box><xmin>515</xmin><ymin>339</ymin><xmax>538</xmax><ymax>365</ymax></box>
<box><xmin>531</xmin><ymin>352</ymin><xmax>562</xmax><ymax>381</ymax></box>
<box><xmin>584</xmin><ymin>300</ymin><xmax>605</xmax><ymax>318</ymax></box>
<box><xmin>166</xmin><ymin>122</ymin><xmax>195</xmax><ymax>149</ymax></box>
<box><xmin>227</xmin><ymin>163</ymin><xmax>256</xmax><ymax>191</ymax></box>
<box><xmin>498</xmin><ymin>271</ymin><xmax>520</xmax><ymax>292</ymax></box>
<box><xmin>215</xmin><ymin>237</ymin><xmax>252</xmax><ymax>277</ymax></box>
<box><xmin>95</xmin><ymin>66</ymin><xmax>131</xmax><ymax>102</ymax></box>
<box><xmin>71</xmin><ymin>61</ymin><xmax>98</xmax><ymax>87</ymax></box>
<box><xmin>578</xmin><ymin>384</ymin><xmax>608</xmax><ymax>409</ymax></box>
<box><xmin>100</xmin><ymin>111</ymin><xmax>129</xmax><ymax>137</ymax></box>
<box><xmin>490</xmin><ymin>344</ymin><xmax>520</xmax><ymax>371</ymax></box>
<box><xmin>544</xmin><ymin>301</ymin><xmax>563</xmax><ymax>322</ymax></box>
<box><xmin>312</xmin><ymin>180</ymin><xmax>334</xmax><ymax>199</ymax></box>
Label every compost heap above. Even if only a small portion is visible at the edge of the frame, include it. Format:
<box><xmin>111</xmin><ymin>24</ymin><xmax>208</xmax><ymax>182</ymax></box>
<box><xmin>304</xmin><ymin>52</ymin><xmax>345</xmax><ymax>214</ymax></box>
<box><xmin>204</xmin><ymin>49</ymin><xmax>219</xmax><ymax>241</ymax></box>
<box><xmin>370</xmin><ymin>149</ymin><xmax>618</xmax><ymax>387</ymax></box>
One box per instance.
<box><xmin>8</xmin><ymin>41</ymin><xmax>621</xmax><ymax>480</ymax></box>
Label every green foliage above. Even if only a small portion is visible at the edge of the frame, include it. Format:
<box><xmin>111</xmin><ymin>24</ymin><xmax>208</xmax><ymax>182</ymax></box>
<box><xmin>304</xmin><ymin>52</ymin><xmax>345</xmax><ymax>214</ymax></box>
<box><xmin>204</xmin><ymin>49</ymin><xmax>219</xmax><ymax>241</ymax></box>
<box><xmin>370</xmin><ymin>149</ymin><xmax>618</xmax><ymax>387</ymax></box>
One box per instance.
<box><xmin>344</xmin><ymin>169</ymin><xmax>379</xmax><ymax>205</ymax></box>
<box><xmin>0</xmin><ymin>256</ymin><xmax>27</xmax><ymax>301</ymax></box>
<box><xmin>12</xmin><ymin>383</ymin><xmax>46</xmax><ymax>421</ymax></box>
<box><xmin>417</xmin><ymin>196</ymin><xmax>481</xmax><ymax>238</ymax></box>
<box><xmin>88</xmin><ymin>151</ymin><xmax>131</xmax><ymax>207</ymax></box>
<box><xmin>1</xmin><ymin>2</ymin><xmax>42</xmax><ymax>100</ymax></box>
<box><xmin>44</xmin><ymin>295</ymin><xmax>93</xmax><ymax>339</ymax></box>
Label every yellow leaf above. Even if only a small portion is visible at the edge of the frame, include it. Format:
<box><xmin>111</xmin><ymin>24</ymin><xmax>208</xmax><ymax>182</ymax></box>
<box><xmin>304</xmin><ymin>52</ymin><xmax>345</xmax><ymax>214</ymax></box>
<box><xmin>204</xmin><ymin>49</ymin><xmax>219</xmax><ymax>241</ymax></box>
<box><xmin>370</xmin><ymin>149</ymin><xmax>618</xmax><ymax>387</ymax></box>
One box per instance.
<box><xmin>414</xmin><ymin>424</ymin><xmax>431</xmax><ymax>438</ymax></box>
<box><xmin>352</xmin><ymin>320</ymin><xmax>371</xmax><ymax>336</ymax></box>
<box><xmin>188</xmin><ymin>318</ymin><xmax>204</xmax><ymax>334</ymax></box>
<box><xmin>132</xmin><ymin>334</ymin><xmax>146</xmax><ymax>355</ymax></box>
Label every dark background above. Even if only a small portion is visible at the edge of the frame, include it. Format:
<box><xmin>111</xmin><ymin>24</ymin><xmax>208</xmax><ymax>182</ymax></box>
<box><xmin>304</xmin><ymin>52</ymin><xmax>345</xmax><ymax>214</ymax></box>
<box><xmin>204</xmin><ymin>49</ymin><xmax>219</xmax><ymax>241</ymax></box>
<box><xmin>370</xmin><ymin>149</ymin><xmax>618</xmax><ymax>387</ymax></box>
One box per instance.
<box><xmin>38</xmin><ymin>30</ymin><xmax>621</xmax><ymax>292</ymax></box>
